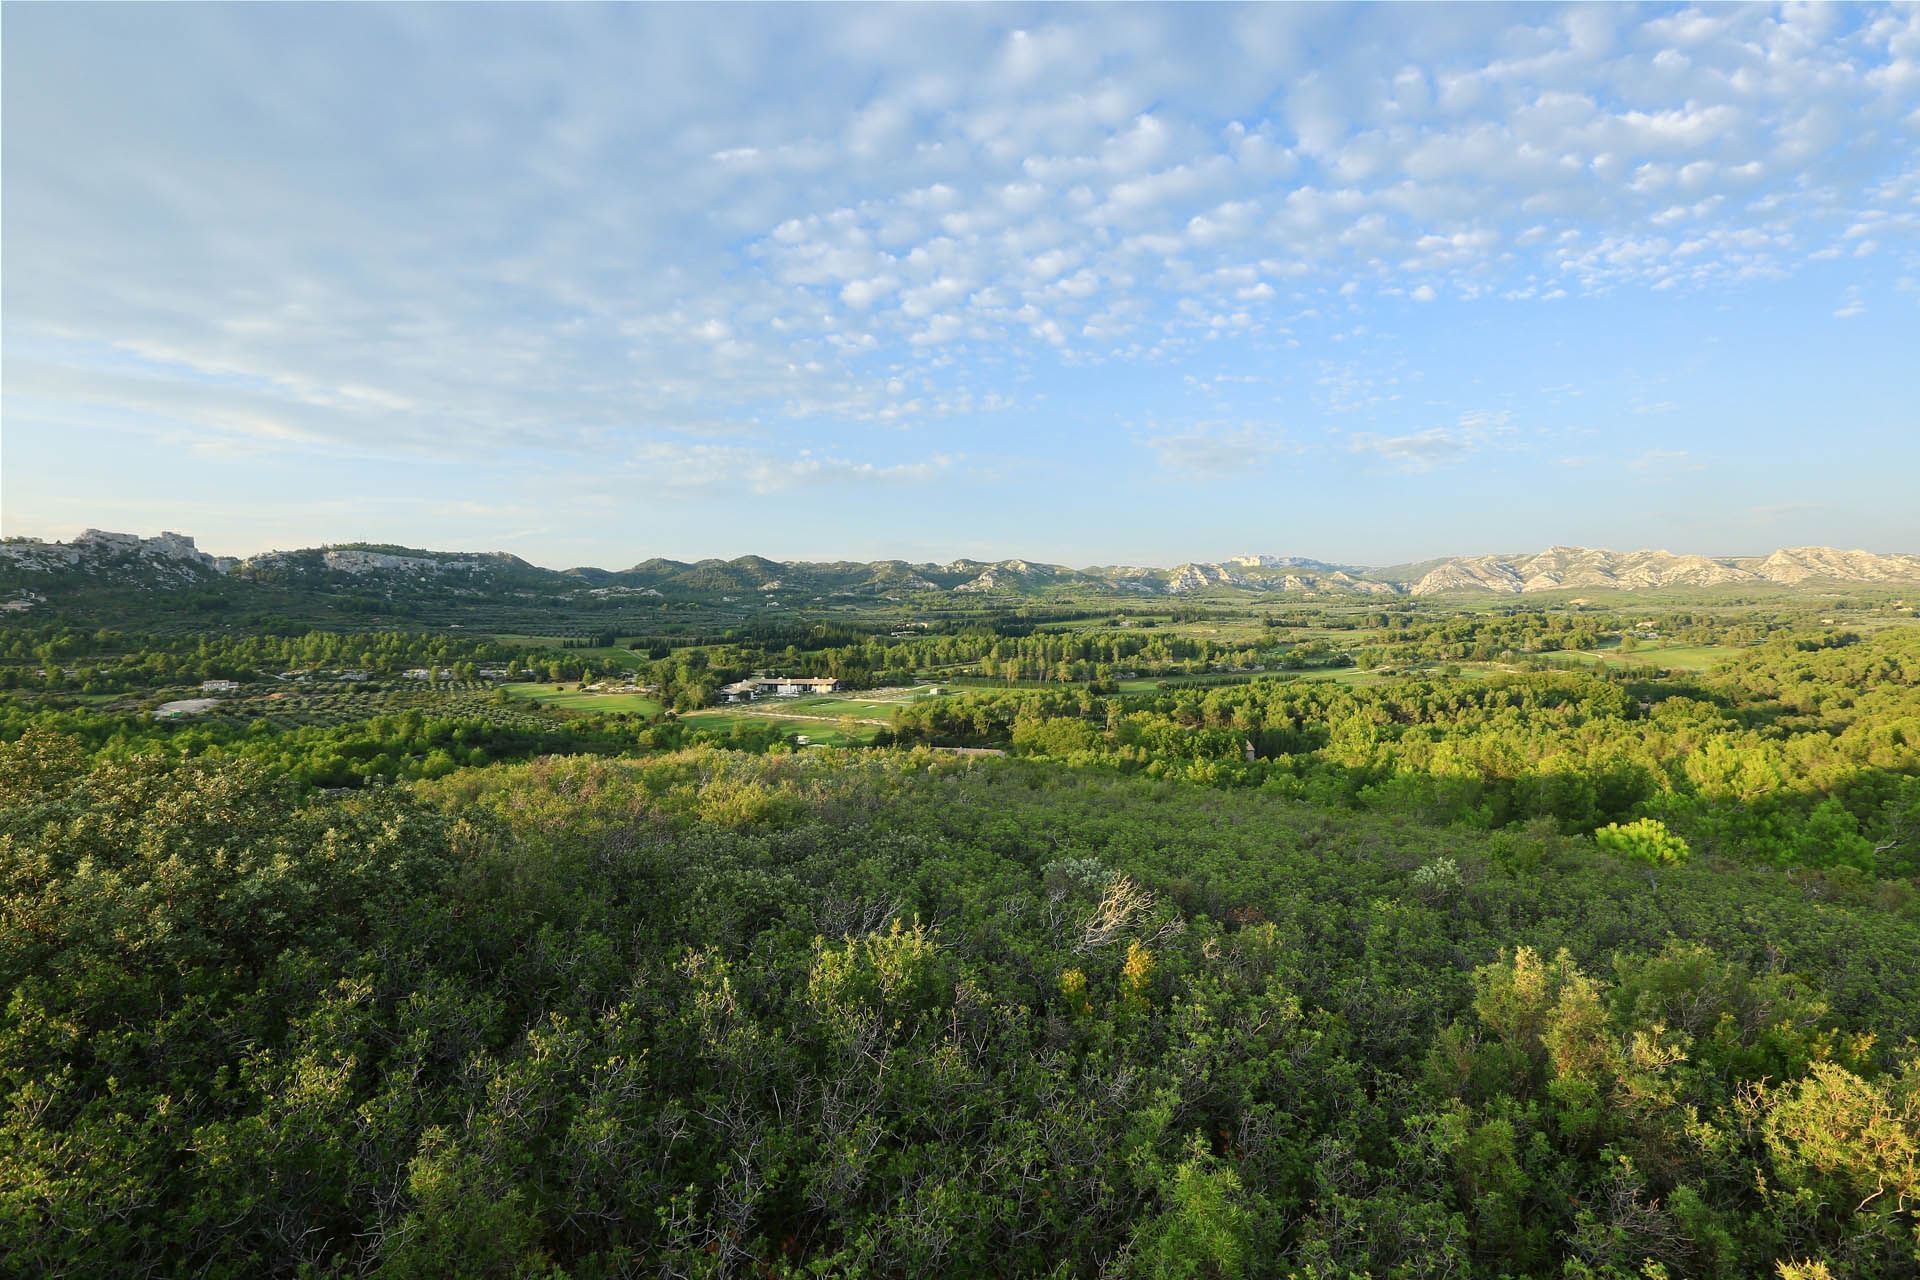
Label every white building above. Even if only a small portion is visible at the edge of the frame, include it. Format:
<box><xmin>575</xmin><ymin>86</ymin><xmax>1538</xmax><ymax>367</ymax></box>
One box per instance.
<box><xmin>720</xmin><ymin>675</ymin><xmax>842</xmax><ymax>702</ymax></box>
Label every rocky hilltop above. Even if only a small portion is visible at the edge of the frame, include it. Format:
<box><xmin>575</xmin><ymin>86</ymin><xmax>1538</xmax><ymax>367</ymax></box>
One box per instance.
<box><xmin>1747</xmin><ymin>546</ymin><xmax>1920</xmax><ymax>585</ymax></box>
<box><xmin>0</xmin><ymin>529</ymin><xmax>235</xmax><ymax>582</ymax></box>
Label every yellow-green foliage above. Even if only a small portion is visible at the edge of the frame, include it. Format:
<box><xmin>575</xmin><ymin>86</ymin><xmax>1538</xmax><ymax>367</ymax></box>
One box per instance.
<box><xmin>1127</xmin><ymin>1134</ymin><xmax>1252</xmax><ymax>1278</ymax></box>
<box><xmin>1775</xmin><ymin>1261</ymin><xmax>1838</xmax><ymax>1280</ymax></box>
<box><xmin>808</xmin><ymin>918</ymin><xmax>945</xmax><ymax>1040</ymax></box>
<box><xmin>1060</xmin><ymin>967</ymin><xmax>1091</xmax><ymax>1016</ymax></box>
<box><xmin>1472</xmin><ymin>945</ymin><xmax>1589</xmax><ymax>1054</ymax></box>
<box><xmin>1595</xmin><ymin>816</ymin><xmax>1692</xmax><ymax>865</ymax></box>
<box><xmin>1763</xmin><ymin>1059</ymin><xmax>1920</xmax><ymax>1216</ymax></box>
<box><xmin>1121</xmin><ymin>940</ymin><xmax>1156</xmax><ymax>1011</ymax></box>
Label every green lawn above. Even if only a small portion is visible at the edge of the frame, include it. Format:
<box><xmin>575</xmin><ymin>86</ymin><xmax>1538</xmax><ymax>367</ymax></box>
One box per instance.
<box><xmin>680</xmin><ymin>710</ymin><xmax>880</xmax><ymax>745</ymax></box>
<box><xmin>502</xmin><ymin>683</ymin><xmax>663</xmax><ymax>716</ymax></box>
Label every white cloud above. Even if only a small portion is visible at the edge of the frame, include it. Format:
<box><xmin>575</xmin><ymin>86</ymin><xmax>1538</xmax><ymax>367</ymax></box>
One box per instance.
<box><xmin>1348</xmin><ymin>410</ymin><xmax>1514</xmax><ymax>472</ymax></box>
<box><xmin>1628</xmin><ymin>448</ymin><xmax>1704</xmax><ymax>474</ymax></box>
<box><xmin>1144</xmin><ymin>422</ymin><xmax>1293</xmax><ymax>476</ymax></box>
<box><xmin>1349</xmin><ymin>427</ymin><xmax>1474</xmax><ymax>471</ymax></box>
<box><xmin>630</xmin><ymin>442</ymin><xmax>955</xmax><ymax>495</ymax></box>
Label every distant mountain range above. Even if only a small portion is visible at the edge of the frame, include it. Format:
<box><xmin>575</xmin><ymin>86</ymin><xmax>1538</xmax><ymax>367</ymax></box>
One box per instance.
<box><xmin>4</xmin><ymin>529</ymin><xmax>1920</xmax><ymax>611</ymax></box>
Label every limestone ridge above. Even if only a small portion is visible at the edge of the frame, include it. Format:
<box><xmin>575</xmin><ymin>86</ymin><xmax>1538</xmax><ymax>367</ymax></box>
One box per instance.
<box><xmin>5</xmin><ymin>531</ymin><xmax>1919</xmax><ymax>600</ymax></box>
<box><xmin>1380</xmin><ymin>546</ymin><xmax>1920</xmax><ymax>595</ymax></box>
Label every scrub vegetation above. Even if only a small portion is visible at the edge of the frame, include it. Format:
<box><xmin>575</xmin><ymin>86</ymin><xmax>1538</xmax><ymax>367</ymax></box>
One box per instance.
<box><xmin>3</xmin><ymin>589</ymin><xmax>1918</xmax><ymax>1277</ymax></box>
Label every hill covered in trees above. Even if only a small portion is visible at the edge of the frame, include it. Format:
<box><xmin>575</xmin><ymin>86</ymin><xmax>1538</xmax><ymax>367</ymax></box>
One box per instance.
<box><xmin>5</xmin><ymin>735</ymin><xmax>1919</xmax><ymax>1277</ymax></box>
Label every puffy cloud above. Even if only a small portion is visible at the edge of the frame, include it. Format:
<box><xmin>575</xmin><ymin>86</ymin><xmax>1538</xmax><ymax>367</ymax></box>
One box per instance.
<box><xmin>629</xmin><ymin>442</ymin><xmax>956</xmax><ymax>495</ymax></box>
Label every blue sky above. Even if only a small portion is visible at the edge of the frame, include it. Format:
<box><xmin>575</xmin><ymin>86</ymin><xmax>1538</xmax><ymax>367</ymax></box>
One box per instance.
<box><xmin>3</xmin><ymin>2</ymin><xmax>1917</xmax><ymax>568</ymax></box>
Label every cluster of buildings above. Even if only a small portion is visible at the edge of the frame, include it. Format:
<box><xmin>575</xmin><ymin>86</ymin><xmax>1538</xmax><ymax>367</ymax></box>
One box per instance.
<box><xmin>719</xmin><ymin>675</ymin><xmax>842</xmax><ymax>702</ymax></box>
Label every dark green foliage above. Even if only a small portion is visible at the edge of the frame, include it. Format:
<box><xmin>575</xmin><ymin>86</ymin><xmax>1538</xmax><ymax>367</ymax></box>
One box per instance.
<box><xmin>0</xmin><ymin>699</ymin><xmax>634</xmax><ymax>787</ymax></box>
<box><xmin>0</xmin><ymin>624</ymin><xmax>516</xmax><ymax>691</ymax></box>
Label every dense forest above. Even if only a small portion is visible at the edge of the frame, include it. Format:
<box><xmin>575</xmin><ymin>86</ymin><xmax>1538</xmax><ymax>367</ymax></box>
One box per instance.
<box><xmin>3</xmin><ymin>599</ymin><xmax>1918</xmax><ymax>1276</ymax></box>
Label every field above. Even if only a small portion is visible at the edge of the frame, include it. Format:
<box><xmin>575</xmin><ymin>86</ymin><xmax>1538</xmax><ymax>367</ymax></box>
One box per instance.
<box><xmin>146</xmin><ymin>684</ymin><xmax>572</xmax><ymax>732</ymax></box>
<box><xmin>678</xmin><ymin>709</ymin><xmax>883</xmax><ymax>745</ymax></box>
<box><xmin>774</xmin><ymin>688</ymin><xmax>941</xmax><ymax>716</ymax></box>
<box><xmin>1551</xmin><ymin>641</ymin><xmax>1737</xmax><ymax>673</ymax></box>
<box><xmin>673</xmin><ymin>684</ymin><xmax>952</xmax><ymax>744</ymax></box>
<box><xmin>502</xmin><ymin>682</ymin><xmax>664</xmax><ymax>716</ymax></box>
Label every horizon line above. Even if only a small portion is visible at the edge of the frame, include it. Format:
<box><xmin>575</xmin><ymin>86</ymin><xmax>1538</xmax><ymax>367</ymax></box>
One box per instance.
<box><xmin>5</xmin><ymin>526</ymin><xmax>1913</xmax><ymax>576</ymax></box>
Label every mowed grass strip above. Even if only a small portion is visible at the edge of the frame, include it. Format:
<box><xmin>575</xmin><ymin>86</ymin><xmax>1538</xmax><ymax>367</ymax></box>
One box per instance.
<box><xmin>777</xmin><ymin>695</ymin><xmax>916</xmax><ymax>717</ymax></box>
<box><xmin>680</xmin><ymin>710</ymin><xmax>881</xmax><ymax>745</ymax></box>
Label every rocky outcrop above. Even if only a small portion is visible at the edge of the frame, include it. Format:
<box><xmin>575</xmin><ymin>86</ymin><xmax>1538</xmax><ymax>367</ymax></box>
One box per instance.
<box><xmin>1</xmin><ymin>530</ymin><xmax>231</xmax><ymax>581</ymax></box>
<box><xmin>321</xmin><ymin>548</ymin><xmax>487</xmax><ymax>575</ymax></box>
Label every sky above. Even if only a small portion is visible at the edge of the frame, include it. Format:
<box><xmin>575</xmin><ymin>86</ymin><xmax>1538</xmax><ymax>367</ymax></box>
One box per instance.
<box><xmin>3</xmin><ymin>2</ymin><xmax>1917</xmax><ymax>569</ymax></box>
